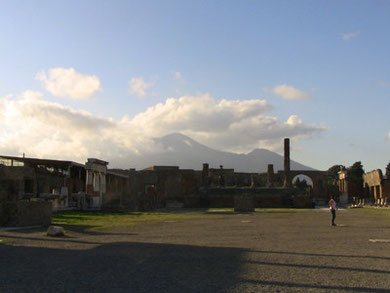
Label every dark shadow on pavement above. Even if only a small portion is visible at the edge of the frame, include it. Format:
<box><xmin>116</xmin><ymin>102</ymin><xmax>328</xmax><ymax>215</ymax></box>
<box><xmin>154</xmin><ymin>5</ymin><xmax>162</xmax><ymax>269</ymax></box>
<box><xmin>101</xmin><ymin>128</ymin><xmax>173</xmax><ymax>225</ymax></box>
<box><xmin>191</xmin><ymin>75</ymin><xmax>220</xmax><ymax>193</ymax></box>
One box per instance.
<box><xmin>1</xmin><ymin>242</ymin><xmax>389</xmax><ymax>292</ymax></box>
<box><xmin>0</xmin><ymin>241</ymin><xmax>243</xmax><ymax>293</ymax></box>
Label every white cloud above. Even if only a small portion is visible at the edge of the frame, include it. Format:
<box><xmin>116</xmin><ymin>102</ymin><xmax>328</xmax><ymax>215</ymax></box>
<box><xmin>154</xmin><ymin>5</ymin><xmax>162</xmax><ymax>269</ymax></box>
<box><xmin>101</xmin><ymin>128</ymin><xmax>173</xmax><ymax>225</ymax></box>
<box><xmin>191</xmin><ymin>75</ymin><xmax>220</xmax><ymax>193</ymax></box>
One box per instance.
<box><xmin>114</xmin><ymin>94</ymin><xmax>325</xmax><ymax>153</ymax></box>
<box><xmin>0</xmin><ymin>90</ymin><xmax>116</xmax><ymax>160</ymax></box>
<box><xmin>129</xmin><ymin>77</ymin><xmax>153</xmax><ymax>98</ymax></box>
<box><xmin>131</xmin><ymin>94</ymin><xmax>272</xmax><ymax>134</ymax></box>
<box><xmin>173</xmin><ymin>72</ymin><xmax>182</xmax><ymax>80</ymax></box>
<box><xmin>36</xmin><ymin>67</ymin><xmax>101</xmax><ymax>99</ymax></box>
<box><xmin>341</xmin><ymin>31</ymin><xmax>359</xmax><ymax>40</ymax></box>
<box><xmin>0</xmin><ymin>92</ymin><xmax>326</xmax><ymax>165</ymax></box>
<box><xmin>387</xmin><ymin>132</ymin><xmax>390</xmax><ymax>141</ymax></box>
<box><xmin>286</xmin><ymin>115</ymin><xmax>303</xmax><ymax>125</ymax></box>
<box><xmin>272</xmin><ymin>84</ymin><xmax>309</xmax><ymax>100</ymax></box>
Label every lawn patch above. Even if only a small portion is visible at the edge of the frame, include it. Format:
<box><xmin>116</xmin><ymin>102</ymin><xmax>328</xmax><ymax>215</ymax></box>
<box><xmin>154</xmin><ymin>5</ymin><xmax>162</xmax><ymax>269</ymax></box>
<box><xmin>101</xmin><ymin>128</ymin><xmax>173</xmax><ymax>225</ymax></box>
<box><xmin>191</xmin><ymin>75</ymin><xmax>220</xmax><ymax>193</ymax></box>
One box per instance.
<box><xmin>52</xmin><ymin>210</ymin><xmax>220</xmax><ymax>232</ymax></box>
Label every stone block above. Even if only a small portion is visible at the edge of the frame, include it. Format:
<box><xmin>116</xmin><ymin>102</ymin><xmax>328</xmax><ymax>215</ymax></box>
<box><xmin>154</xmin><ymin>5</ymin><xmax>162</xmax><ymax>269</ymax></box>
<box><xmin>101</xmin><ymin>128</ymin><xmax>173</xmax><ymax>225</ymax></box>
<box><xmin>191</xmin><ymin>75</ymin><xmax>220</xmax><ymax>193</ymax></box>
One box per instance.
<box><xmin>292</xmin><ymin>195</ymin><xmax>312</xmax><ymax>208</ymax></box>
<box><xmin>17</xmin><ymin>200</ymin><xmax>52</xmax><ymax>226</ymax></box>
<box><xmin>0</xmin><ymin>202</ymin><xmax>6</xmax><ymax>226</ymax></box>
<box><xmin>47</xmin><ymin>225</ymin><xmax>65</xmax><ymax>237</ymax></box>
<box><xmin>234</xmin><ymin>195</ymin><xmax>255</xmax><ymax>212</ymax></box>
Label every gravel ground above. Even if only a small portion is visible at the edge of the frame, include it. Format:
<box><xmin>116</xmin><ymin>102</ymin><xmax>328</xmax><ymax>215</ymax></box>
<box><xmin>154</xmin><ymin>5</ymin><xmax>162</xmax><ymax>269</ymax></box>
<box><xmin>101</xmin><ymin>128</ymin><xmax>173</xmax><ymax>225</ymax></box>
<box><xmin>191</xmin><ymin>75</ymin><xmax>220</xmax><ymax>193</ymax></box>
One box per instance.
<box><xmin>1</xmin><ymin>208</ymin><xmax>390</xmax><ymax>292</ymax></box>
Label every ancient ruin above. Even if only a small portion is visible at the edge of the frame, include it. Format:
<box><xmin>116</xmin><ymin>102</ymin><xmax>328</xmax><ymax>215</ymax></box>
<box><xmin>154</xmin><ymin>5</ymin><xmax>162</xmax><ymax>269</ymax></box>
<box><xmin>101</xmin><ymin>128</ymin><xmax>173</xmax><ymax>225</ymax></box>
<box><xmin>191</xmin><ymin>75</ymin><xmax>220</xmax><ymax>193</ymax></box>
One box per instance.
<box><xmin>1</xmin><ymin>138</ymin><xmax>389</xmax><ymax>226</ymax></box>
<box><xmin>363</xmin><ymin>169</ymin><xmax>390</xmax><ymax>205</ymax></box>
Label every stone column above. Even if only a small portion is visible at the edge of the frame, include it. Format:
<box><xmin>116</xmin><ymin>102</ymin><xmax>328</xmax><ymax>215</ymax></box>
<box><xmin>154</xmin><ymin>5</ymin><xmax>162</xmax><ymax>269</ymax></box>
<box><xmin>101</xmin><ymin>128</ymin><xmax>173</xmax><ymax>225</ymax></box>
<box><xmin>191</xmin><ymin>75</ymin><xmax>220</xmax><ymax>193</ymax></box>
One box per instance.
<box><xmin>266</xmin><ymin>164</ymin><xmax>274</xmax><ymax>187</ymax></box>
<box><xmin>250</xmin><ymin>175</ymin><xmax>255</xmax><ymax>188</ymax></box>
<box><xmin>202</xmin><ymin>163</ymin><xmax>209</xmax><ymax>186</ymax></box>
<box><xmin>283</xmin><ymin>138</ymin><xmax>291</xmax><ymax>188</ymax></box>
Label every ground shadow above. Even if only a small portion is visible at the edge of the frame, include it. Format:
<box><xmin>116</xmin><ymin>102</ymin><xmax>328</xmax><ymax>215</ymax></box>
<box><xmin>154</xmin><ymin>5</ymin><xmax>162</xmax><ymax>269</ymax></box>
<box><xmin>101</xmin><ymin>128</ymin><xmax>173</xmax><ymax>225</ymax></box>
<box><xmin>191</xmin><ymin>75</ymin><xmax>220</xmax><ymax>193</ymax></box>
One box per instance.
<box><xmin>1</xmin><ymin>242</ymin><xmax>389</xmax><ymax>292</ymax></box>
<box><xmin>0</xmin><ymin>241</ymin><xmax>243</xmax><ymax>292</ymax></box>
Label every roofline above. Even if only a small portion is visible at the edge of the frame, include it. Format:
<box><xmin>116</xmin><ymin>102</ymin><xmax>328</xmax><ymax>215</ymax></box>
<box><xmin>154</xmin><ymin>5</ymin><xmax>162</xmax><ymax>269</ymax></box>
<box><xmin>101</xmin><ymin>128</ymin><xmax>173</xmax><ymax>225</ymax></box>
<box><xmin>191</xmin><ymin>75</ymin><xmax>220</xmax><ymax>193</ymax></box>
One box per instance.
<box><xmin>107</xmin><ymin>170</ymin><xmax>128</xmax><ymax>178</ymax></box>
<box><xmin>0</xmin><ymin>155</ymin><xmax>85</xmax><ymax>168</ymax></box>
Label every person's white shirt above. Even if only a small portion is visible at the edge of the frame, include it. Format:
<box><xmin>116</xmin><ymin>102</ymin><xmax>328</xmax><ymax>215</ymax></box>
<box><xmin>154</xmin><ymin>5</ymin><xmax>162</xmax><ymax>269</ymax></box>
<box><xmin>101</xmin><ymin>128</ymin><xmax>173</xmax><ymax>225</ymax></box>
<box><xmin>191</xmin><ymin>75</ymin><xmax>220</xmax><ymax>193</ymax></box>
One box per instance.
<box><xmin>329</xmin><ymin>199</ymin><xmax>337</xmax><ymax>210</ymax></box>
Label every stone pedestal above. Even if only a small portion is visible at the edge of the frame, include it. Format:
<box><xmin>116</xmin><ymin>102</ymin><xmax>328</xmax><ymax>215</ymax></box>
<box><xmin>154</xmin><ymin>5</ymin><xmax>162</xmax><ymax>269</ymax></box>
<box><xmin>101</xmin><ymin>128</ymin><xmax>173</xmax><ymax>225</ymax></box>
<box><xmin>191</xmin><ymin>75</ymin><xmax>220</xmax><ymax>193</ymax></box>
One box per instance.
<box><xmin>47</xmin><ymin>225</ymin><xmax>65</xmax><ymax>237</ymax></box>
<box><xmin>234</xmin><ymin>196</ymin><xmax>255</xmax><ymax>212</ymax></box>
<box><xmin>266</xmin><ymin>164</ymin><xmax>274</xmax><ymax>187</ymax></box>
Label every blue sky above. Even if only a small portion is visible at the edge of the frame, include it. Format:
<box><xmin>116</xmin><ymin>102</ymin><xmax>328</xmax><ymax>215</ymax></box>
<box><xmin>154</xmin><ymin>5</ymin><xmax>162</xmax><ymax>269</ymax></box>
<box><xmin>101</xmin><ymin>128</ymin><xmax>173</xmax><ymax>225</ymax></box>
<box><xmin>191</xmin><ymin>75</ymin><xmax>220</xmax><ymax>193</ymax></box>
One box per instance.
<box><xmin>0</xmin><ymin>0</ymin><xmax>389</xmax><ymax>171</ymax></box>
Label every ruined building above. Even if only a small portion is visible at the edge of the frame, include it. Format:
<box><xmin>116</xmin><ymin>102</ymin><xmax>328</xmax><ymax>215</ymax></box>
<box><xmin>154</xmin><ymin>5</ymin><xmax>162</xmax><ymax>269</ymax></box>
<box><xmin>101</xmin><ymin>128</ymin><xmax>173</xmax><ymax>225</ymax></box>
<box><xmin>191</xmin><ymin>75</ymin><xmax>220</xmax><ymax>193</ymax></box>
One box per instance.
<box><xmin>1</xmin><ymin>138</ymin><xmax>335</xmax><ymax>226</ymax></box>
<box><xmin>0</xmin><ymin>156</ymin><xmax>128</xmax><ymax>226</ymax></box>
<box><xmin>338</xmin><ymin>163</ymin><xmax>390</xmax><ymax>206</ymax></box>
<box><xmin>363</xmin><ymin>169</ymin><xmax>390</xmax><ymax>205</ymax></box>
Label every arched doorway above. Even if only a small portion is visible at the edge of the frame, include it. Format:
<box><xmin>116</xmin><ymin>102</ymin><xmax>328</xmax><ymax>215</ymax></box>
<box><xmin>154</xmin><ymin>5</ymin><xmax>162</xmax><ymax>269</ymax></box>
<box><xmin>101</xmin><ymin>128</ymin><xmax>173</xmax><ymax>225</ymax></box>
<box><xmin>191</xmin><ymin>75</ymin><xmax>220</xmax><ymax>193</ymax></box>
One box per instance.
<box><xmin>292</xmin><ymin>174</ymin><xmax>313</xmax><ymax>188</ymax></box>
<box><xmin>292</xmin><ymin>174</ymin><xmax>313</xmax><ymax>197</ymax></box>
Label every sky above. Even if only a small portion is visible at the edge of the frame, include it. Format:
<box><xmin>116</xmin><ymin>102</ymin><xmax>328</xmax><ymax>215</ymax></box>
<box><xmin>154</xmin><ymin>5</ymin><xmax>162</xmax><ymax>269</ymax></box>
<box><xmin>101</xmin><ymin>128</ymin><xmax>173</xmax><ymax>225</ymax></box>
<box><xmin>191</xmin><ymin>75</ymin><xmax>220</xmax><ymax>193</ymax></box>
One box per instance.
<box><xmin>0</xmin><ymin>0</ymin><xmax>389</xmax><ymax>172</ymax></box>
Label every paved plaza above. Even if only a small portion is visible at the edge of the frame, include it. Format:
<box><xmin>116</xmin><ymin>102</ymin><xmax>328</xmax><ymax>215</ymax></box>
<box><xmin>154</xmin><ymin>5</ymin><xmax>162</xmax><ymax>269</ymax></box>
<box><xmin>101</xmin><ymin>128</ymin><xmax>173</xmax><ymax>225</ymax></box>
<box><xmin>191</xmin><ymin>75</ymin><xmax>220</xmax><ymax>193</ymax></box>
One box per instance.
<box><xmin>1</xmin><ymin>208</ymin><xmax>390</xmax><ymax>292</ymax></box>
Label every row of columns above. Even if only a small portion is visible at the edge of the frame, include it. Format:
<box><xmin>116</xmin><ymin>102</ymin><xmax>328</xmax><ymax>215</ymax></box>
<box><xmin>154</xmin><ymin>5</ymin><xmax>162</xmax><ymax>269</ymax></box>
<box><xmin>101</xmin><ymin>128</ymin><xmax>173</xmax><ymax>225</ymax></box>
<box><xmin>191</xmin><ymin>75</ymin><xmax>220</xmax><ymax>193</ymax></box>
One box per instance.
<box><xmin>200</xmin><ymin>138</ymin><xmax>291</xmax><ymax>188</ymax></box>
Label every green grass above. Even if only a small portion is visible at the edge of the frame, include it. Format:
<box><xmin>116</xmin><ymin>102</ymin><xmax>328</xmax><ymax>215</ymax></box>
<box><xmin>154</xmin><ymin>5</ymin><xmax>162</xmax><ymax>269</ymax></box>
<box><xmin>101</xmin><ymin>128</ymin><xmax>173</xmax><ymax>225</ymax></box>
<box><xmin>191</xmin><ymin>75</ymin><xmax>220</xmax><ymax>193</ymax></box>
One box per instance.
<box><xmin>207</xmin><ymin>208</ymin><xmax>304</xmax><ymax>213</ymax></box>
<box><xmin>255</xmin><ymin>208</ymin><xmax>305</xmax><ymax>213</ymax></box>
<box><xmin>207</xmin><ymin>208</ymin><xmax>234</xmax><ymax>212</ymax></box>
<box><xmin>52</xmin><ymin>207</ymin><xmax>307</xmax><ymax>232</ymax></box>
<box><xmin>0</xmin><ymin>238</ymin><xmax>13</xmax><ymax>245</ymax></box>
<box><xmin>52</xmin><ymin>209</ymin><xmax>219</xmax><ymax>231</ymax></box>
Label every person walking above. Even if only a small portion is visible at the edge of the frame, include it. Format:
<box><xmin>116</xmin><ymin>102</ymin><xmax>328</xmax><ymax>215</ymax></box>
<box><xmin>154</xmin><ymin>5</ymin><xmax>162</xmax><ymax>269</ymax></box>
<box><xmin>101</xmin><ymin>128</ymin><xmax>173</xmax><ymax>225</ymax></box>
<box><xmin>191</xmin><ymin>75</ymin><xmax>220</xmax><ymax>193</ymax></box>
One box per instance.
<box><xmin>329</xmin><ymin>196</ymin><xmax>337</xmax><ymax>226</ymax></box>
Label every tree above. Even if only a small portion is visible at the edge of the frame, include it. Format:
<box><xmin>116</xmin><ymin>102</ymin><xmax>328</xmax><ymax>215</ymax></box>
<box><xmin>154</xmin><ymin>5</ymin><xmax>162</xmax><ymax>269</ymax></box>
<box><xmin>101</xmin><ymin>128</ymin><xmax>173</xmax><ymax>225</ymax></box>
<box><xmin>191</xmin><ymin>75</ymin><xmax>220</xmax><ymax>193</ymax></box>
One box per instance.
<box><xmin>293</xmin><ymin>177</ymin><xmax>310</xmax><ymax>189</ymax></box>
<box><xmin>386</xmin><ymin>161</ymin><xmax>390</xmax><ymax>177</ymax></box>
<box><xmin>299</xmin><ymin>179</ymin><xmax>309</xmax><ymax>188</ymax></box>
<box><xmin>347</xmin><ymin>161</ymin><xmax>364</xmax><ymax>179</ymax></box>
<box><xmin>293</xmin><ymin>177</ymin><xmax>301</xmax><ymax>187</ymax></box>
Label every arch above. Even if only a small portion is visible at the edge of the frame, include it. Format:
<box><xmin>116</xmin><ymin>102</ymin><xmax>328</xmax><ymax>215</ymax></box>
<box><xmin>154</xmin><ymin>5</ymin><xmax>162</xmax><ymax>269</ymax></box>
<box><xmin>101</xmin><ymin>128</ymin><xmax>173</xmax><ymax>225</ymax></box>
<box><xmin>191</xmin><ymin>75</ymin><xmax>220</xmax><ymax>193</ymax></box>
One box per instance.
<box><xmin>292</xmin><ymin>174</ymin><xmax>313</xmax><ymax>187</ymax></box>
<box><xmin>289</xmin><ymin>170</ymin><xmax>329</xmax><ymax>200</ymax></box>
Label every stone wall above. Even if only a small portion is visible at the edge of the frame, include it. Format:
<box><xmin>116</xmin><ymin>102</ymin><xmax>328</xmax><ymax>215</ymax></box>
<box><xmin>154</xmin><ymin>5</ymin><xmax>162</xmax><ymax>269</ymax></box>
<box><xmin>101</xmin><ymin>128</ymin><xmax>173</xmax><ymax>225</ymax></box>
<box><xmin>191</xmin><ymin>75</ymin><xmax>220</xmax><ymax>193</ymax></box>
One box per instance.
<box><xmin>363</xmin><ymin>169</ymin><xmax>386</xmax><ymax>202</ymax></box>
<box><xmin>288</xmin><ymin>170</ymin><xmax>329</xmax><ymax>201</ymax></box>
<box><xmin>363</xmin><ymin>169</ymin><xmax>383</xmax><ymax>187</ymax></box>
<box><xmin>185</xmin><ymin>187</ymin><xmax>312</xmax><ymax>208</ymax></box>
<box><xmin>208</xmin><ymin>168</ymin><xmax>235</xmax><ymax>186</ymax></box>
<box><xmin>0</xmin><ymin>200</ymin><xmax>52</xmax><ymax>227</ymax></box>
<box><xmin>0</xmin><ymin>165</ymin><xmax>36</xmax><ymax>199</ymax></box>
<box><xmin>234</xmin><ymin>195</ymin><xmax>255</xmax><ymax>212</ymax></box>
<box><xmin>383</xmin><ymin>180</ymin><xmax>390</xmax><ymax>200</ymax></box>
<box><xmin>103</xmin><ymin>173</ymin><xmax>125</xmax><ymax>209</ymax></box>
<box><xmin>0</xmin><ymin>201</ymin><xmax>7</xmax><ymax>226</ymax></box>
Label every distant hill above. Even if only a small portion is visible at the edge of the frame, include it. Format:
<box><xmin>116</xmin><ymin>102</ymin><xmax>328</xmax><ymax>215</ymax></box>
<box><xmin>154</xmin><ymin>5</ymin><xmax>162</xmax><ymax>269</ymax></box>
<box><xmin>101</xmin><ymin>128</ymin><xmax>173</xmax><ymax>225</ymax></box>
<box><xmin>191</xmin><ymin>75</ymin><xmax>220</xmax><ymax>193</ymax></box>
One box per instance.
<box><xmin>113</xmin><ymin>133</ymin><xmax>314</xmax><ymax>172</ymax></box>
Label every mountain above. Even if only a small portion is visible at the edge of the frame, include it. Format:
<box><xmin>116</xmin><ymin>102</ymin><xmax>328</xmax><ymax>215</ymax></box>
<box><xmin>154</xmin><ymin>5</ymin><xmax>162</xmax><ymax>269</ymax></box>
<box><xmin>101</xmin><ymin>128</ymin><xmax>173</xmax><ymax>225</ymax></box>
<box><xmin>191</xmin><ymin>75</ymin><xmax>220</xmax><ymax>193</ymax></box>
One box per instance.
<box><xmin>119</xmin><ymin>133</ymin><xmax>314</xmax><ymax>172</ymax></box>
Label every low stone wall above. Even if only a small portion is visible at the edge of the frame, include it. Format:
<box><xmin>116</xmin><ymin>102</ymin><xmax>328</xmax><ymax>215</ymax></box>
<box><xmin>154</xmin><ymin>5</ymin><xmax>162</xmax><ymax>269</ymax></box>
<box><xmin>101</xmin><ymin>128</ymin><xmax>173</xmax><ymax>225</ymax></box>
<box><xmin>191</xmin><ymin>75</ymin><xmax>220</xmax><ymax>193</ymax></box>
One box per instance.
<box><xmin>184</xmin><ymin>187</ymin><xmax>313</xmax><ymax>208</ymax></box>
<box><xmin>0</xmin><ymin>202</ymin><xmax>6</xmax><ymax>226</ymax></box>
<box><xmin>102</xmin><ymin>191</ymin><xmax>121</xmax><ymax>209</ymax></box>
<box><xmin>0</xmin><ymin>200</ymin><xmax>52</xmax><ymax>227</ymax></box>
<box><xmin>0</xmin><ymin>201</ymin><xmax>17</xmax><ymax>226</ymax></box>
<box><xmin>234</xmin><ymin>196</ymin><xmax>255</xmax><ymax>212</ymax></box>
<box><xmin>254</xmin><ymin>194</ymin><xmax>285</xmax><ymax>208</ymax></box>
<box><xmin>293</xmin><ymin>195</ymin><xmax>313</xmax><ymax>208</ymax></box>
